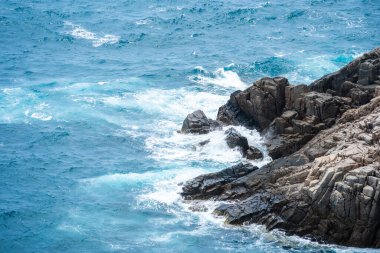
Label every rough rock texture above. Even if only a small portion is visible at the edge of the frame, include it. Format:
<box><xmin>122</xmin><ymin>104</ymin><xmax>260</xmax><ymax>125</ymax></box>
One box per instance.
<box><xmin>182</xmin><ymin>163</ymin><xmax>258</xmax><ymax>200</ymax></box>
<box><xmin>224</xmin><ymin>128</ymin><xmax>263</xmax><ymax>160</ymax></box>
<box><xmin>310</xmin><ymin>47</ymin><xmax>380</xmax><ymax>97</ymax></box>
<box><xmin>181</xmin><ymin>47</ymin><xmax>380</xmax><ymax>248</ymax></box>
<box><xmin>215</xmin><ymin>48</ymin><xmax>380</xmax><ymax>159</ymax></box>
<box><xmin>181</xmin><ymin>110</ymin><xmax>221</xmax><ymax>134</ymax></box>
<box><xmin>182</xmin><ymin>96</ymin><xmax>380</xmax><ymax>248</ymax></box>
<box><xmin>246</xmin><ymin>146</ymin><xmax>263</xmax><ymax>160</ymax></box>
<box><xmin>224</xmin><ymin>128</ymin><xmax>249</xmax><ymax>154</ymax></box>
<box><xmin>217</xmin><ymin>77</ymin><xmax>289</xmax><ymax>130</ymax></box>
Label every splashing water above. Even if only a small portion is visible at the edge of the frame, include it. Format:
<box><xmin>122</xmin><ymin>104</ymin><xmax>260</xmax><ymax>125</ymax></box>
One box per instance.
<box><xmin>0</xmin><ymin>0</ymin><xmax>379</xmax><ymax>252</ymax></box>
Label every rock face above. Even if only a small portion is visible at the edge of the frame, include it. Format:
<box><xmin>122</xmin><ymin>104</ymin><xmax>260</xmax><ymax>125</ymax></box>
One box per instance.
<box><xmin>310</xmin><ymin>48</ymin><xmax>380</xmax><ymax>97</ymax></box>
<box><xmin>217</xmin><ymin>77</ymin><xmax>289</xmax><ymax>130</ymax></box>
<box><xmin>181</xmin><ymin>47</ymin><xmax>380</xmax><ymax>248</ymax></box>
<box><xmin>181</xmin><ymin>110</ymin><xmax>221</xmax><ymax>134</ymax></box>
<box><xmin>215</xmin><ymin>48</ymin><xmax>380</xmax><ymax>159</ymax></box>
<box><xmin>182</xmin><ymin>95</ymin><xmax>380</xmax><ymax>248</ymax></box>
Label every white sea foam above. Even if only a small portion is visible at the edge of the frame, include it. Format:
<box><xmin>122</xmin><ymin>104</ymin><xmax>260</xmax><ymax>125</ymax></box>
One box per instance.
<box><xmin>64</xmin><ymin>21</ymin><xmax>120</xmax><ymax>47</ymax></box>
<box><xmin>138</xmin><ymin>167</ymin><xmax>207</xmax><ymax>206</ymax></box>
<box><xmin>146</xmin><ymin>124</ymin><xmax>271</xmax><ymax>165</ymax></box>
<box><xmin>80</xmin><ymin>171</ymin><xmax>163</xmax><ymax>185</ymax></box>
<box><xmin>133</xmin><ymin>88</ymin><xmax>228</xmax><ymax>119</ymax></box>
<box><xmin>24</xmin><ymin>106</ymin><xmax>53</xmax><ymax>121</ymax></box>
<box><xmin>135</xmin><ymin>19</ymin><xmax>151</xmax><ymax>25</ymax></box>
<box><xmin>189</xmin><ymin>67</ymin><xmax>247</xmax><ymax>89</ymax></box>
<box><xmin>2</xmin><ymin>87</ymin><xmax>23</xmax><ymax>94</ymax></box>
<box><xmin>30</xmin><ymin>113</ymin><xmax>52</xmax><ymax>121</ymax></box>
<box><xmin>77</xmin><ymin>143</ymin><xmax>364</xmax><ymax>252</ymax></box>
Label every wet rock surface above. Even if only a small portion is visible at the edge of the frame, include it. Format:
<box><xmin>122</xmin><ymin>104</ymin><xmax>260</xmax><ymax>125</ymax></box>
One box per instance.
<box><xmin>181</xmin><ymin>110</ymin><xmax>221</xmax><ymax>134</ymax></box>
<box><xmin>183</xmin><ymin>96</ymin><xmax>380</xmax><ymax>247</ymax></box>
<box><xmin>181</xmin><ymin>47</ymin><xmax>380</xmax><ymax>248</ymax></box>
<box><xmin>181</xmin><ymin>163</ymin><xmax>258</xmax><ymax>200</ymax></box>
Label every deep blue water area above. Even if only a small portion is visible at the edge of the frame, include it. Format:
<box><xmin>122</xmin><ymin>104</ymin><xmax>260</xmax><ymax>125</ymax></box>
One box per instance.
<box><xmin>1</xmin><ymin>0</ymin><xmax>379</xmax><ymax>252</ymax></box>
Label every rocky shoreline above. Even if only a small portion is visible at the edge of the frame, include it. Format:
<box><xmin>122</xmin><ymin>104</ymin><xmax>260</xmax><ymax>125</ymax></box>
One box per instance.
<box><xmin>180</xmin><ymin>47</ymin><xmax>380</xmax><ymax>248</ymax></box>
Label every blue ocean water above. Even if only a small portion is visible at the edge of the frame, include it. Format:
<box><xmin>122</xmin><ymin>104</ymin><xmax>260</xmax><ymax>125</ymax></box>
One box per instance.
<box><xmin>0</xmin><ymin>0</ymin><xmax>379</xmax><ymax>252</ymax></box>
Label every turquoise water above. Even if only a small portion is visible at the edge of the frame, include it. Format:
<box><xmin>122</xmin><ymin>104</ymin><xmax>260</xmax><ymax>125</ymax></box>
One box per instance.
<box><xmin>1</xmin><ymin>0</ymin><xmax>379</xmax><ymax>252</ymax></box>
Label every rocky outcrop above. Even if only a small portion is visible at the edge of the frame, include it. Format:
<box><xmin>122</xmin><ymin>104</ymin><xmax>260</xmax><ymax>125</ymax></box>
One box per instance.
<box><xmin>224</xmin><ymin>128</ymin><xmax>263</xmax><ymax>160</ymax></box>
<box><xmin>182</xmin><ymin>163</ymin><xmax>258</xmax><ymax>200</ymax></box>
<box><xmin>181</xmin><ymin>110</ymin><xmax>221</xmax><ymax>134</ymax></box>
<box><xmin>181</xmin><ymin>47</ymin><xmax>380</xmax><ymax>248</ymax></box>
<box><xmin>214</xmin><ymin>48</ymin><xmax>380</xmax><ymax>159</ymax></box>
<box><xmin>184</xmin><ymin>96</ymin><xmax>380</xmax><ymax>246</ymax></box>
<box><xmin>310</xmin><ymin>47</ymin><xmax>380</xmax><ymax>99</ymax></box>
<box><xmin>246</xmin><ymin>146</ymin><xmax>263</xmax><ymax>160</ymax></box>
<box><xmin>217</xmin><ymin>77</ymin><xmax>289</xmax><ymax>130</ymax></box>
<box><xmin>224</xmin><ymin>128</ymin><xmax>249</xmax><ymax>153</ymax></box>
<box><xmin>182</xmin><ymin>95</ymin><xmax>380</xmax><ymax>248</ymax></box>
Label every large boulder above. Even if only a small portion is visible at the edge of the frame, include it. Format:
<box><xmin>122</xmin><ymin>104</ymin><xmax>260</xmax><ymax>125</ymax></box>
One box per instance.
<box><xmin>181</xmin><ymin>110</ymin><xmax>221</xmax><ymax>134</ymax></box>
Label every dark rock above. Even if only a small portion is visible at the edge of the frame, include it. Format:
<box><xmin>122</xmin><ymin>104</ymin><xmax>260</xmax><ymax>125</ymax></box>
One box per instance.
<box><xmin>291</xmin><ymin>119</ymin><xmax>316</xmax><ymax>134</ymax></box>
<box><xmin>272</xmin><ymin>117</ymin><xmax>290</xmax><ymax>134</ymax></box>
<box><xmin>217</xmin><ymin>77</ymin><xmax>289</xmax><ymax>130</ymax></box>
<box><xmin>285</xmin><ymin>84</ymin><xmax>308</xmax><ymax>109</ymax></box>
<box><xmin>358</xmin><ymin>61</ymin><xmax>376</xmax><ymax>85</ymax></box>
<box><xmin>181</xmin><ymin>110</ymin><xmax>221</xmax><ymax>134</ymax></box>
<box><xmin>246</xmin><ymin>146</ymin><xmax>263</xmax><ymax>160</ymax></box>
<box><xmin>224</xmin><ymin>127</ymin><xmax>249</xmax><ymax>154</ymax></box>
<box><xmin>183</xmin><ymin>95</ymin><xmax>380</xmax><ymax>248</ymax></box>
<box><xmin>349</xmin><ymin>88</ymin><xmax>370</xmax><ymax>105</ymax></box>
<box><xmin>181</xmin><ymin>163</ymin><xmax>258</xmax><ymax>200</ymax></box>
<box><xmin>217</xmin><ymin>91</ymin><xmax>253</xmax><ymax>127</ymax></box>
<box><xmin>266</xmin><ymin>133</ymin><xmax>314</xmax><ymax>159</ymax></box>
<box><xmin>310</xmin><ymin>47</ymin><xmax>380</xmax><ymax>96</ymax></box>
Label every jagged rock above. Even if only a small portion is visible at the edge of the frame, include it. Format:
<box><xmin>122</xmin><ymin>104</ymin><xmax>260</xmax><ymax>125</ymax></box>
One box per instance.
<box><xmin>217</xmin><ymin>77</ymin><xmax>289</xmax><ymax>130</ymax></box>
<box><xmin>246</xmin><ymin>146</ymin><xmax>263</xmax><ymax>160</ymax></box>
<box><xmin>349</xmin><ymin>88</ymin><xmax>370</xmax><ymax>105</ymax></box>
<box><xmin>285</xmin><ymin>84</ymin><xmax>308</xmax><ymax>109</ymax></box>
<box><xmin>181</xmin><ymin>110</ymin><xmax>221</xmax><ymax>134</ymax></box>
<box><xmin>182</xmin><ymin>95</ymin><xmax>380</xmax><ymax>248</ymax></box>
<box><xmin>181</xmin><ymin>47</ymin><xmax>380</xmax><ymax>247</ymax></box>
<box><xmin>310</xmin><ymin>47</ymin><xmax>380</xmax><ymax>96</ymax></box>
<box><xmin>224</xmin><ymin>127</ymin><xmax>249</xmax><ymax>154</ymax></box>
<box><xmin>181</xmin><ymin>163</ymin><xmax>258</xmax><ymax>200</ymax></box>
<box><xmin>217</xmin><ymin>91</ymin><xmax>253</xmax><ymax>127</ymax></box>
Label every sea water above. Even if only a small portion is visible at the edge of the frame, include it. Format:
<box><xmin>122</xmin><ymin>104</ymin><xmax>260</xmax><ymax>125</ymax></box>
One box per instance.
<box><xmin>0</xmin><ymin>0</ymin><xmax>379</xmax><ymax>252</ymax></box>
